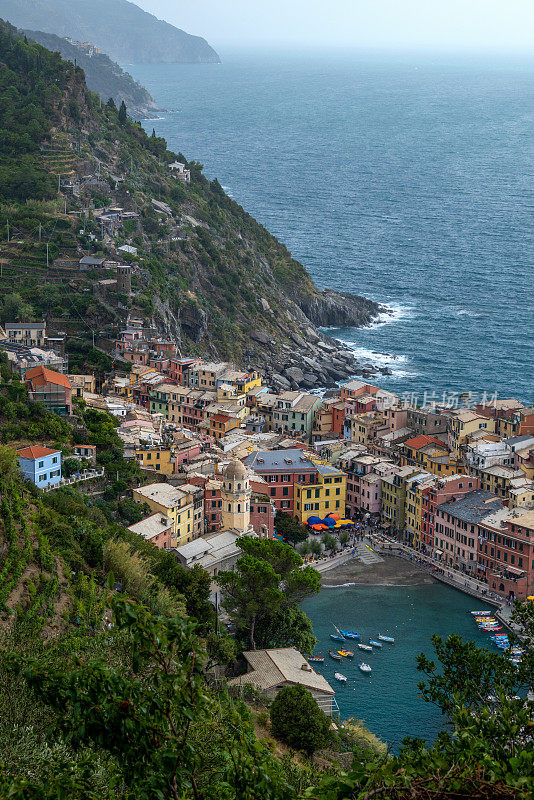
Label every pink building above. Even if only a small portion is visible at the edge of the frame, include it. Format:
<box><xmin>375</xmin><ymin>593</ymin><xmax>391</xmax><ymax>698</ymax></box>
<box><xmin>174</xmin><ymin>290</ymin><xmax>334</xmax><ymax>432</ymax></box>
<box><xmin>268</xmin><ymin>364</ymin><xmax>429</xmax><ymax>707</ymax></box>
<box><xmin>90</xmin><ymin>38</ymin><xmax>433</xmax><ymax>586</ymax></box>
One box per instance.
<box><xmin>421</xmin><ymin>474</ymin><xmax>481</xmax><ymax>554</ymax></box>
<box><xmin>435</xmin><ymin>490</ymin><xmax>503</xmax><ymax>576</ymax></box>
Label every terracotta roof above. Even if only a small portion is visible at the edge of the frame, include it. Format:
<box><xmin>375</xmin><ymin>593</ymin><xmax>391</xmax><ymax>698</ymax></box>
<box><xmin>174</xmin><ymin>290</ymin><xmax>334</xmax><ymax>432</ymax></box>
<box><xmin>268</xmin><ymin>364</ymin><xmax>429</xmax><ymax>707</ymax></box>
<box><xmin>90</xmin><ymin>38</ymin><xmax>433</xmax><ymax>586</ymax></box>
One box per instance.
<box><xmin>17</xmin><ymin>445</ymin><xmax>59</xmax><ymax>459</ymax></box>
<box><xmin>25</xmin><ymin>366</ymin><xmax>72</xmax><ymax>389</ymax></box>
<box><xmin>211</xmin><ymin>413</ymin><xmax>233</xmax><ymax>423</ymax></box>
<box><xmin>403</xmin><ymin>434</ymin><xmax>446</xmax><ymax>450</ymax></box>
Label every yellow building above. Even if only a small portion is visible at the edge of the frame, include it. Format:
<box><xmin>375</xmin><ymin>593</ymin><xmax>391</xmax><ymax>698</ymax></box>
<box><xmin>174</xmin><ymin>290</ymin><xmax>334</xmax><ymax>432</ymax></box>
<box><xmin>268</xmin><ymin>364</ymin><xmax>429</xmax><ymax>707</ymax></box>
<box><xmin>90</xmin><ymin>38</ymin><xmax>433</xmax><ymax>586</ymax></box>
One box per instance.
<box><xmin>381</xmin><ymin>466</ymin><xmax>421</xmax><ymax>534</ymax></box>
<box><xmin>222</xmin><ymin>369</ymin><xmax>262</xmax><ymax>395</ymax></box>
<box><xmin>345</xmin><ymin>411</ymin><xmax>385</xmax><ymax>446</ymax></box>
<box><xmin>478</xmin><ymin>465</ymin><xmax>527</xmax><ymax>500</ymax></box>
<box><xmin>132</xmin><ymin>482</ymin><xmax>203</xmax><ymax>546</ymax></box>
<box><xmin>447</xmin><ymin>411</ymin><xmax>495</xmax><ymax>457</ymax></box>
<box><xmin>404</xmin><ymin>473</ymin><xmax>435</xmax><ymax>549</ymax></box>
<box><xmin>135</xmin><ymin>447</ymin><xmax>175</xmax><ymax>475</ymax></box>
<box><xmin>294</xmin><ymin>464</ymin><xmax>346</xmax><ymax>523</ymax></box>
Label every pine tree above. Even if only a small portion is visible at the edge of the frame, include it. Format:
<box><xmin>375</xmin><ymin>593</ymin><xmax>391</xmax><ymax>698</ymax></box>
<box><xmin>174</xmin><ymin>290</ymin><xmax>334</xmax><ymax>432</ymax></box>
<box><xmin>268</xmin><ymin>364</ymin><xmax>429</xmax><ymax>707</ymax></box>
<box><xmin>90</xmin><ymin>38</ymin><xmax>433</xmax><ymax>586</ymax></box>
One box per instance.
<box><xmin>118</xmin><ymin>100</ymin><xmax>127</xmax><ymax>124</ymax></box>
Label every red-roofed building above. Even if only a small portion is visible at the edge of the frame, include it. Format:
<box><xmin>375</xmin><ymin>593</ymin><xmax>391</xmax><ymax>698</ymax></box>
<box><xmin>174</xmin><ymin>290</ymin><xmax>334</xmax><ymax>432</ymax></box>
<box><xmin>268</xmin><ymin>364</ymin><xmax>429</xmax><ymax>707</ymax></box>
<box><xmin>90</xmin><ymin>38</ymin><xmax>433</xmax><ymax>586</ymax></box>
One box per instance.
<box><xmin>25</xmin><ymin>366</ymin><xmax>72</xmax><ymax>415</ymax></box>
<box><xmin>17</xmin><ymin>445</ymin><xmax>62</xmax><ymax>487</ymax></box>
<box><xmin>209</xmin><ymin>413</ymin><xmax>241</xmax><ymax>440</ymax></box>
<box><xmin>400</xmin><ymin>435</ymin><xmax>448</xmax><ymax>466</ymax></box>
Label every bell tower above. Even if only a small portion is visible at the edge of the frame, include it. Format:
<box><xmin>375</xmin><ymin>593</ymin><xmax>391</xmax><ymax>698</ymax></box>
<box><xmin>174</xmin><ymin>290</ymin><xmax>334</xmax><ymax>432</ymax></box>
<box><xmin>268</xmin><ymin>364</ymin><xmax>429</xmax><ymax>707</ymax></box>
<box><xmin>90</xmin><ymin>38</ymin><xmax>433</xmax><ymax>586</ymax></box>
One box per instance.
<box><xmin>221</xmin><ymin>460</ymin><xmax>252</xmax><ymax>534</ymax></box>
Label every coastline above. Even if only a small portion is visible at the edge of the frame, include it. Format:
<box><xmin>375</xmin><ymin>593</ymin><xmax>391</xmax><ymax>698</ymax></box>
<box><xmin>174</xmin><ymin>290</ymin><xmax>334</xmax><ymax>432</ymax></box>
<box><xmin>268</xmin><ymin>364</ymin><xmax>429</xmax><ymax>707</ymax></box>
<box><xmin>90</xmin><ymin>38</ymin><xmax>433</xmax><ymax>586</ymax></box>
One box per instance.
<box><xmin>319</xmin><ymin>555</ymin><xmax>437</xmax><ymax>587</ymax></box>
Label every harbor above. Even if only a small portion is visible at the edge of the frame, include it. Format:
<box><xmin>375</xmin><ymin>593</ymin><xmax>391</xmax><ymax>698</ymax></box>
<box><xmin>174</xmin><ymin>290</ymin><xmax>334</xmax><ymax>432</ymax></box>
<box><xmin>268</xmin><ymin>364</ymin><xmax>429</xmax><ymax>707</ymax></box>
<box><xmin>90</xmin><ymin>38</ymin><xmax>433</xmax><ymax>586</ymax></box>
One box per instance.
<box><xmin>301</xmin><ymin>581</ymin><xmax>503</xmax><ymax>749</ymax></box>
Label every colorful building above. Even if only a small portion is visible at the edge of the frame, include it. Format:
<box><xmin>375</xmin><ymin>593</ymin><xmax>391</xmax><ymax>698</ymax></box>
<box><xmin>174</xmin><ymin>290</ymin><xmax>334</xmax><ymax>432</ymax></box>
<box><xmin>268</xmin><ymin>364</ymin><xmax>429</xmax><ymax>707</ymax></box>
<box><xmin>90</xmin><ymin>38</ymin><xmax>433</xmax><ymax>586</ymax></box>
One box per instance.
<box><xmin>25</xmin><ymin>366</ymin><xmax>72</xmax><ymax>415</ymax></box>
<box><xmin>17</xmin><ymin>445</ymin><xmax>62</xmax><ymax>488</ymax></box>
<box><xmin>132</xmin><ymin>482</ymin><xmax>204</xmax><ymax>547</ymax></box>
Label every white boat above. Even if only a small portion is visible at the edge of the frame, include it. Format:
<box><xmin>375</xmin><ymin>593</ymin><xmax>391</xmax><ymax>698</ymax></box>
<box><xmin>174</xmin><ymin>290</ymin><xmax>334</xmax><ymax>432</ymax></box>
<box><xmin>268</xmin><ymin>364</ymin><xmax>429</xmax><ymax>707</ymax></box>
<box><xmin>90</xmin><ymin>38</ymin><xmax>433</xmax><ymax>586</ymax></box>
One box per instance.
<box><xmin>359</xmin><ymin>662</ymin><xmax>372</xmax><ymax>673</ymax></box>
<box><xmin>471</xmin><ymin>610</ymin><xmax>493</xmax><ymax>615</ymax></box>
<box><xmin>358</xmin><ymin>643</ymin><xmax>373</xmax><ymax>651</ymax></box>
<box><xmin>334</xmin><ymin>672</ymin><xmax>347</xmax><ymax>683</ymax></box>
<box><xmin>369</xmin><ymin>640</ymin><xmax>383</xmax><ymax>648</ymax></box>
<box><xmin>378</xmin><ymin>634</ymin><xmax>395</xmax><ymax>643</ymax></box>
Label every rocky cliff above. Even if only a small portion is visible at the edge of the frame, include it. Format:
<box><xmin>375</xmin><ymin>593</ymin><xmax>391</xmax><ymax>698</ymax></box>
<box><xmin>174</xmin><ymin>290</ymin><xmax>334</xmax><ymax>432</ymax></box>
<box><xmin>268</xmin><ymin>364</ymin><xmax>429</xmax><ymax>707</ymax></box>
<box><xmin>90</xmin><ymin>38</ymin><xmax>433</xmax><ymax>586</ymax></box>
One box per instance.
<box><xmin>24</xmin><ymin>29</ymin><xmax>162</xmax><ymax>119</ymax></box>
<box><xmin>0</xmin><ymin>0</ymin><xmax>220</xmax><ymax>63</ymax></box>
<box><xmin>0</xmin><ymin>19</ymin><xmax>387</xmax><ymax>390</ymax></box>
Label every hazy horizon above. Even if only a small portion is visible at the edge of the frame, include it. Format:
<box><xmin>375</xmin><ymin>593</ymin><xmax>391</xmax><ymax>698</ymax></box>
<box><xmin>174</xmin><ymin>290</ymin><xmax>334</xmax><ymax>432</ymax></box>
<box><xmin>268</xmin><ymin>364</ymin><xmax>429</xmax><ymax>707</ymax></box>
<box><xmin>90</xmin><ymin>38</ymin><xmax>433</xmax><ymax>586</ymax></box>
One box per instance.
<box><xmin>134</xmin><ymin>0</ymin><xmax>534</xmax><ymax>54</ymax></box>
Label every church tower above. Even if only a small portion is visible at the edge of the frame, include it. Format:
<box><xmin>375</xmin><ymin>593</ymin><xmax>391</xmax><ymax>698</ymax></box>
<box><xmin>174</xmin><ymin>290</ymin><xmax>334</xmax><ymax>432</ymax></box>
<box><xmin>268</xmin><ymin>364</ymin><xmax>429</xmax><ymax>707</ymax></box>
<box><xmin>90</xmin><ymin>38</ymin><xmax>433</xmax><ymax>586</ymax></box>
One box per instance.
<box><xmin>221</xmin><ymin>460</ymin><xmax>253</xmax><ymax>534</ymax></box>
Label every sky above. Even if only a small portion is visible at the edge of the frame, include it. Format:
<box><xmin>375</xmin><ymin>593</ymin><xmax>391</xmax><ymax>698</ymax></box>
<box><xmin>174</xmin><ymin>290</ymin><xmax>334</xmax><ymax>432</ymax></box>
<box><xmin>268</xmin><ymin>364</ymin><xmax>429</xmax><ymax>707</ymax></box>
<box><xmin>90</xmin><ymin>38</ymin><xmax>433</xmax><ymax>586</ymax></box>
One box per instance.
<box><xmin>135</xmin><ymin>0</ymin><xmax>534</xmax><ymax>53</ymax></box>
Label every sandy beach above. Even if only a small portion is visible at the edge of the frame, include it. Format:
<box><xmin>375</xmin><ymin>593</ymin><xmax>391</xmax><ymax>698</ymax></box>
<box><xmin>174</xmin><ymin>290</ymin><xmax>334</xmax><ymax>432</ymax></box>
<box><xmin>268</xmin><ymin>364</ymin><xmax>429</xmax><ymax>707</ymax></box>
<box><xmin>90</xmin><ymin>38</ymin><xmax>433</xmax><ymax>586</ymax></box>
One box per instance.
<box><xmin>320</xmin><ymin>555</ymin><xmax>437</xmax><ymax>587</ymax></box>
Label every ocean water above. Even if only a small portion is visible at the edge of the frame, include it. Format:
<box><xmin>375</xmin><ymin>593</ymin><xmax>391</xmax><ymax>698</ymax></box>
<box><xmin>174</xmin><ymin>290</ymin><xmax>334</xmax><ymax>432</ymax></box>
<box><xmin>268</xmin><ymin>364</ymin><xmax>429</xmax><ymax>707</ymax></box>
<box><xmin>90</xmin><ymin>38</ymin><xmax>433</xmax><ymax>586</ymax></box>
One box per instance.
<box><xmin>129</xmin><ymin>51</ymin><xmax>534</xmax><ymax>401</ymax></box>
<box><xmin>300</xmin><ymin>583</ymin><xmax>494</xmax><ymax>747</ymax></box>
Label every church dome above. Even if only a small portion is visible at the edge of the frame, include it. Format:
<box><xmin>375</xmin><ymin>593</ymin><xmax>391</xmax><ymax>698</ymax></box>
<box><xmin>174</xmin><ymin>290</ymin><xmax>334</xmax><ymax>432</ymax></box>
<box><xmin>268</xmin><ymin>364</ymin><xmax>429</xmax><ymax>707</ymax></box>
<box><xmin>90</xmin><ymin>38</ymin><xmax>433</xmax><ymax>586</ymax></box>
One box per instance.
<box><xmin>224</xmin><ymin>459</ymin><xmax>247</xmax><ymax>481</ymax></box>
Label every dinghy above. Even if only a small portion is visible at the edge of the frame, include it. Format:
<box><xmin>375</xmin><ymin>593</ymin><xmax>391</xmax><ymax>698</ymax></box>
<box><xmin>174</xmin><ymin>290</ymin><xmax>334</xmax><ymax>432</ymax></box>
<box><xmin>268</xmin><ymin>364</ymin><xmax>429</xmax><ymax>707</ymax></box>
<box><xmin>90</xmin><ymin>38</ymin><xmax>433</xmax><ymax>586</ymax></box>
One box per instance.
<box><xmin>329</xmin><ymin>651</ymin><xmax>343</xmax><ymax>660</ymax></box>
<box><xmin>337</xmin><ymin>649</ymin><xmax>354</xmax><ymax>658</ymax></box>
<box><xmin>340</xmin><ymin>630</ymin><xmax>361</xmax><ymax>640</ymax></box>
<box><xmin>369</xmin><ymin>640</ymin><xmax>383</xmax><ymax>648</ymax></box>
<box><xmin>471</xmin><ymin>610</ymin><xmax>493</xmax><ymax>615</ymax></box>
<box><xmin>358</xmin><ymin>643</ymin><xmax>373</xmax><ymax>651</ymax></box>
<box><xmin>307</xmin><ymin>656</ymin><xmax>325</xmax><ymax>663</ymax></box>
<box><xmin>330</xmin><ymin>634</ymin><xmax>345</xmax><ymax>642</ymax></box>
<box><xmin>359</xmin><ymin>662</ymin><xmax>372</xmax><ymax>673</ymax></box>
<box><xmin>378</xmin><ymin>634</ymin><xmax>395</xmax><ymax>643</ymax></box>
<box><xmin>334</xmin><ymin>672</ymin><xmax>347</xmax><ymax>683</ymax></box>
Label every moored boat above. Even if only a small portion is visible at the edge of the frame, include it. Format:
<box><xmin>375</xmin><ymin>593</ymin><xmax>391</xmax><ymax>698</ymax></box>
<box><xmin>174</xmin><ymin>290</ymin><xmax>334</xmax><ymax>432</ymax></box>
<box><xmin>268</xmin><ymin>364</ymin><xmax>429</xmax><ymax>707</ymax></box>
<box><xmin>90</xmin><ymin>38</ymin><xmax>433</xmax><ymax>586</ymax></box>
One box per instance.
<box><xmin>329</xmin><ymin>650</ymin><xmax>343</xmax><ymax>660</ymax></box>
<box><xmin>359</xmin><ymin>662</ymin><xmax>372</xmax><ymax>673</ymax></box>
<box><xmin>330</xmin><ymin>634</ymin><xmax>345</xmax><ymax>642</ymax></box>
<box><xmin>378</xmin><ymin>634</ymin><xmax>395</xmax><ymax>643</ymax></box>
<box><xmin>307</xmin><ymin>656</ymin><xmax>325</xmax><ymax>662</ymax></box>
<box><xmin>340</xmin><ymin>630</ymin><xmax>361</xmax><ymax>639</ymax></box>
<box><xmin>337</xmin><ymin>649</ymin><xmax>354</xmax><ymax>658</ymax></box>
<box><xmin>369</xmin><ymin>640</ymin><xmax>383</xmax><ymax>648</ymax></box>
<box><xmin>471</xmin><ymin>610</ymin><xmax>493</xmax><ymax>615</ymax></box>
<box><xmin>334</xmin><ymin>672</ymin><xmax>347</xmax><ymax>682</ymax></box>
<box><xmin>357</xmin><ymin>643</ymin><xmax>373</xmax><ymax>651</ymax></box>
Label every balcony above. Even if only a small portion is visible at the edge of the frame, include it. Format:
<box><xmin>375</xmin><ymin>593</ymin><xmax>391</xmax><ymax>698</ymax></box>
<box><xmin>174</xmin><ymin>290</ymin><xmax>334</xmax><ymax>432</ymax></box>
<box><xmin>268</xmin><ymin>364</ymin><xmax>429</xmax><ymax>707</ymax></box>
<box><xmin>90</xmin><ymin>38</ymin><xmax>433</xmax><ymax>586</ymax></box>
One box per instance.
<box><xmin>42</xmin><ymin>468</ymin><xmax>105</xmax><ymax>492</ymax></box>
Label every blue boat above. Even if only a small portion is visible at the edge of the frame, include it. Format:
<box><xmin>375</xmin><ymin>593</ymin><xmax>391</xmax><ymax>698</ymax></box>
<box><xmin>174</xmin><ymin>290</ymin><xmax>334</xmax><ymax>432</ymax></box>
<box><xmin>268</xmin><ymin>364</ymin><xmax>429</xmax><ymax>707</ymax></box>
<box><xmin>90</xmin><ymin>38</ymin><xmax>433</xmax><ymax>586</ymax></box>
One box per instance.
<box><xmin>369</xmin><ymin>640</ymin><xmax>383</xmax><ymax>648</ymax></box>
<box><xmin>340</xmin><ymin>630</ymin><xmax>361</xmax><ymax>640</ymax></box>
<box><xmin>378</xmin><ymin>634</ymin><xmax>395</xmax><ymax>643</ymax></box>
<box><xmin>330</xmin><ymin>634</ymin><xmax>345</xmax><ymax>642</ymax></box>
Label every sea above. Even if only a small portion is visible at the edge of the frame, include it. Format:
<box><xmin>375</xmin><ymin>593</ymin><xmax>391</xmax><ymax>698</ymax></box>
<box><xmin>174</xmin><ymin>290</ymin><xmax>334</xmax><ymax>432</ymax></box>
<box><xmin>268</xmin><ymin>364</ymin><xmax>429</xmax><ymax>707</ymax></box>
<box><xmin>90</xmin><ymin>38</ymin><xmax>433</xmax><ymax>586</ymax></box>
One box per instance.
<box><xmin>300</xmin><ymin>583</ymin><xmax>495</xmax><ymax>748</ymax></box>
<box><xmin>129</xmin><ymin>49</ymin><xmax>533</xmax><ymax>404</ymax></box>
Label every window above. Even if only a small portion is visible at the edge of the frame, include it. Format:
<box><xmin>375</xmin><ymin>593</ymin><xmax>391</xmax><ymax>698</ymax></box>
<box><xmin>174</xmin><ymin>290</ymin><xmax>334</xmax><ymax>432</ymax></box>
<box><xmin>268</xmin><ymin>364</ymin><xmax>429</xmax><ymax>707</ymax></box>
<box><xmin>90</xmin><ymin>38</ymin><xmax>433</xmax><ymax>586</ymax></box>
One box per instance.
<box><xmin>38</xmin><ymin>460</ymin><xmax>44</xmax><ymax>468</ymax></box>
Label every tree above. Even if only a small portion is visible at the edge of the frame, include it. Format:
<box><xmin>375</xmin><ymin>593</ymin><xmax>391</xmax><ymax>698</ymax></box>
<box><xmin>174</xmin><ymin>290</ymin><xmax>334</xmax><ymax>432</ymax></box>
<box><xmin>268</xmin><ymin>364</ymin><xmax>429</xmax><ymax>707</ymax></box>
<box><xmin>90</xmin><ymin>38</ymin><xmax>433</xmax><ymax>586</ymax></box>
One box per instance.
<box><xmin>0</xmin><ymin>445</ymin><xmax>19</xmax><ymax>492</ymax></box>
<box><xmin>62</xmin><ymin>457</ymin><xmax>81</xmax><ymax>477</ymax></box>
<box><xmin>298</xmin><ymin>540</ymin><xmax>312</xmax><ymax>557</ymax></box>
<box><xmin>321</xmin><ymin>532</ymin><xmax>337</xmax><ymax>554</ymax></box>
<box><xmin>1</xmin><ymin>292</ymin><xmax>34</xmax><ymax>322</ymax></box>
<box><xmin>339</xmin><ymin>530</ymin><xmax>350</xmax><ymax>547</ymax></box>
<box><xmin>270</xmin><ymin>685</ymin><xmax>331</xmax><ymax>756</ymax></box>
<box><xmin>274</xmin><ymin>511</ymin><xmax>308</xmax><ymax>548</ymax></box>
<box><xmin>218</xmin><ymin>538</ymin><xmax>320</xmax><ymax>650</ymax></box>
<box><xmin>5</xmin><ymin>596</ymin><xmax>296</xmax><ymax>800</ymax></box>
<box><xmin>310</xmin><ymin>540</ymin><xmax>322</xmax><ymax>557</ymax></box>
<box><xmin>118</xmin><ymin>100</ymin><xmax>127</xmax><ymax>124</ymax></box>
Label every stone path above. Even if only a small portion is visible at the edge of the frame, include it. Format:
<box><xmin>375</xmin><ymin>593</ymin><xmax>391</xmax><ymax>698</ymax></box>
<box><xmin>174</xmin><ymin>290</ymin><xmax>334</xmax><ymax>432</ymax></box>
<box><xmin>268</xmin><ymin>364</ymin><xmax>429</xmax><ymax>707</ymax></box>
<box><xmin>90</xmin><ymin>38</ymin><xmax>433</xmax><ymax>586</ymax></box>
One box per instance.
<box><xmin>355</xmin><ymin>539</ymin><xmax>384</xmax><ymax>566</ymax></box>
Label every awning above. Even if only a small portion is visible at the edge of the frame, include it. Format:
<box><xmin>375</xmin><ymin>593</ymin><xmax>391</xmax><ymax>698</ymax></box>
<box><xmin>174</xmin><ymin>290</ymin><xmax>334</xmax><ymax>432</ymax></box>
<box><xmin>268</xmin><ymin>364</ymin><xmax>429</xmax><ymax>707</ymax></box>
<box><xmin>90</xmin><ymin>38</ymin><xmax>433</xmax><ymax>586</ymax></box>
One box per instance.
<box><xmin>322</xmin><ymin>517</ymin><xmax>336</xmax><ymax>528</ymax></box>
<box><xmin>306</xmin><ymin>516</ymin><xmax>323</xmax><ymax>526</ymax></box>
<box><xmin>506</xmin><ymin>566</ymin><xmax>525</xmax><ymax>576</ymax></box>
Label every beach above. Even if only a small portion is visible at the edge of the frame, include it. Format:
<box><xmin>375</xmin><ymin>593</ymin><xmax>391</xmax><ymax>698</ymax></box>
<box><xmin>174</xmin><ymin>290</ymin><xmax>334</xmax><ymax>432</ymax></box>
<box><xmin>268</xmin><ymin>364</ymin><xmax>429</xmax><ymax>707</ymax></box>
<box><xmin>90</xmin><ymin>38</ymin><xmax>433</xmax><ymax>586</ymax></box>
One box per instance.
<box><xmin>320</xmin><ymin>555</ymin><xmax>437</xmax><ymax>587</ymax></box>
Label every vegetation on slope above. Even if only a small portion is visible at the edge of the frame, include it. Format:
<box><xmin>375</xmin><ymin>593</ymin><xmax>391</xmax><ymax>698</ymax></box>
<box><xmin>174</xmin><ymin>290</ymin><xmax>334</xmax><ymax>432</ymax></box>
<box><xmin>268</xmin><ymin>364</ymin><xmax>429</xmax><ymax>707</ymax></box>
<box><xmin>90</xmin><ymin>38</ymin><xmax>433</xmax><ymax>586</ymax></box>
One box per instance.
<box><xmin>24</xmin><ymin>29</ymin><xmax>162</xmax><ymax>119</ymax></box>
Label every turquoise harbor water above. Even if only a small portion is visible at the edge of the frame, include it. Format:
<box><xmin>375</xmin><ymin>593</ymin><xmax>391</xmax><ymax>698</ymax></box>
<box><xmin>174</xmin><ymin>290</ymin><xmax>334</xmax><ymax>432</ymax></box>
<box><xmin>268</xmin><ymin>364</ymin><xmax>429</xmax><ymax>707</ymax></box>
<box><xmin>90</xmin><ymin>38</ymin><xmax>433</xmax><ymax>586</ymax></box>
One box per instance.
<box><xmin>301</xmin><ymin>584</ymin><xmax>493</xmax><ymax>748</ymax></box>
<box><xmin>129</xmin><ymin>50</ymin><xmax>534</xmax><ymax>402</ymax></box>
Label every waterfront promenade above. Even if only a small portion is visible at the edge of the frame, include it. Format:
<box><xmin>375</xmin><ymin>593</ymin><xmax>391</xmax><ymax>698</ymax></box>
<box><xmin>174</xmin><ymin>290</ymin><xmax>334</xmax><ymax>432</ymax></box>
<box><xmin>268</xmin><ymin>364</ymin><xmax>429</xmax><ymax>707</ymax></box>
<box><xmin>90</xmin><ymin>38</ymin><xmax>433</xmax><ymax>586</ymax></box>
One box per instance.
<box><xmin>368</xmin><ymin>537</ymin><xmax>518</xmax><ymax>633</ymax></box>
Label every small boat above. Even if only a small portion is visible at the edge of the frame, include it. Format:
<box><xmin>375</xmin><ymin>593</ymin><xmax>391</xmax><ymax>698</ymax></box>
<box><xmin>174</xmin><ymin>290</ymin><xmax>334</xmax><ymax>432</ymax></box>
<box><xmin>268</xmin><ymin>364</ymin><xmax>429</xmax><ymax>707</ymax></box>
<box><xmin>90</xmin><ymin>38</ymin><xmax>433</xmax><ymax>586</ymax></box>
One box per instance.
<box><xmin>481</xmin><ymin>626</ymin><xmax>502</xmax><ymax>632</ymax></box>
<box><xmin>358</xmin><ymin>643</ymin><xmax>373</xmax><ymax>651</ymax></box>
<box><xmin>337</xmin><ymin>649</ymin><xmax>354</xmax><ymax>658</ymax></box>
<box><xmin>359</xmin><ymin>662</ymin><xmax>372</xmax><ymax>673</ymax></box>
<box><xmin>329</xmin><ymin>650</ymin><xmax>343</xmax><ymax>660</ymax></box>
<box><xmin>307</xmin><ymin>656</ymin><xmax>325</xmax><ymax>663</ymax></box>
<box><xmin>369</xmin><ymin>640</ymin><xmax>383</xmax><ymax>649</ymax></box>
<box><xmin>330</xmin><ymin>634</ymin><xmax>345</xmax><ymax>642</ymax></box>
<box><xmin>471</xmin><ymin>610</ymin><xmax>493</xmax><ymax>615</ymax></box>
<box><xmin>340</xmin><ymin>630</ymin><xmax>361</xmax><ymax>640</ymax></box>
<box><xmin>378</xmin><ymin>635</ymin><xmax>395</xmax><ymax>643</ymax></box>
<box><xmin>334</xmin><ymin>672</ymin><xmax>347</xmax><ymax>683</ymax></box>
